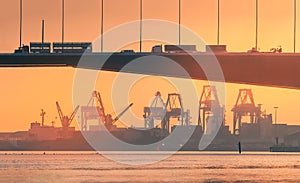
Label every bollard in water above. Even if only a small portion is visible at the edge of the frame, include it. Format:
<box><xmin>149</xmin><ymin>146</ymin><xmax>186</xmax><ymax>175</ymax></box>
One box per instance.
<box><xmin>238</xmin><ymin>141</ymin><xmax>242</xmax><ymax>154</ymax></box>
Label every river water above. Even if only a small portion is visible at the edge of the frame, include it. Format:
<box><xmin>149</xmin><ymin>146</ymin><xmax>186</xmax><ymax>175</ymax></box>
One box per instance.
<box><xmin>1</xmin><ymin>151</ymin><xmax>300</xmax><ymax>182</ymax></box>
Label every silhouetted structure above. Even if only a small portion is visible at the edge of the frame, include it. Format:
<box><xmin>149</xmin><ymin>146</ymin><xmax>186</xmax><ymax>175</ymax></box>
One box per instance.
<box><xmin>56</xmin><ymin>101</ymin><xmax>79</xmax><ymax>131</ymax></box>
<box><xmin>162</xmin><ymin>93</ymin><xmax>185</xmax><ymax>132</ymax></box>
<box><xmin>143</xmin><ymin>91</ymin><xmax>166</xmax><ymax>129</ymax></box>
<box><xmin>198</xmin><ymin>85</ymin><xmax>224</xmax><ymax>133</ymax></box>
<box><xmin>232</xmin><ymin>89</ymin><xmax>261</xmax><ymax>135</ymax></box>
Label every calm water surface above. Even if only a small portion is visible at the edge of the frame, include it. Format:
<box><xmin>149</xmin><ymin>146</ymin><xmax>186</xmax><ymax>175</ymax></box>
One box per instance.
<box><xmin>1</xmin><ymin>151</ymin><xmax>300</xmax><ymax>182</ymax></box>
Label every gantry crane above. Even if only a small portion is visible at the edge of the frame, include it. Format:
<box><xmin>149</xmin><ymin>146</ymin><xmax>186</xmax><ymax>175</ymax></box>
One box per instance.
<box><xmin>81</xmin><ymin>91</ymin><xmax>106</xmax><ymax>131</ymax></box>
<box><xmin>231</xmin><ymin>89</ymin><xmax>261</xmax><ymax>135</ymax></box>
<box><xmin>56</xmin><ymin>101</ymin><xmax>80</xmax><ymax>130</ymax></box>
<box><xmin>143</xmin><ymin>91</ymin><xmax>166</xmax><ymax>129</ymax></box>
<box><xmin>198</xmin><ymin>85</ymin><xmax>224</xmax><ymax>133</ymax></box>
<box><xmin>81</xmin><ymin>90</ymin><xmax>133</xmax><ymax>131</ymax></box>
<box><xmin>92</xmin><ymin>90</ymin><xmax>133</xmax><ymax>130</ymax></box>
<box><xmin>162</xmin><ymin>93</ymin><xmax>185</xmax><ymax>132</ymax></box>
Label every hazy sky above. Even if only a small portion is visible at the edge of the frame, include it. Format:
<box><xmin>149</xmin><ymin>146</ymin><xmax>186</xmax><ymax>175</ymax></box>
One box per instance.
<box><xmin>1</xmin><ymin>0</ymin><xmax>300</xmax><ymax>132</ymax></box>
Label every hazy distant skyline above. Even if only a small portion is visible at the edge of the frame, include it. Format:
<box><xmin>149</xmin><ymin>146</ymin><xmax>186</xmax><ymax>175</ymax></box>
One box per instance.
<box><xmin>1</xmin><ymin>0</ymin><xmax>300</xmax><ymax>132</ymax></box>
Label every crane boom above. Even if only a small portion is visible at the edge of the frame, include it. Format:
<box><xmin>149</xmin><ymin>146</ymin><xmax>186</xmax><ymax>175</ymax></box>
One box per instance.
<box><xmin>111</xmin><ymin>103</ymin><xmax>133</xmax><ymax>124</ymax></box>
<box><xmin>94</xmin><ymin>91</ymin><xmax>106</xmax><ymax>124</ymax></box>
<box><xmin>68</xmin><ymin>105</ymin><xmax>80</xmax><ymax>126</ymax></box>
<box><xmin>56</xmin><ymin>101</ymin><xmax>80</xmax><ymax>129</ymax></box>
<box><xmin>56</xmin><ymin>101</ymin><xmax>64</xmax><ymax>123</ymax></box>
<box><xmin>95</xmin><ymin>91</ymin><xmax>105</xmax><ymax>115</ymax></box>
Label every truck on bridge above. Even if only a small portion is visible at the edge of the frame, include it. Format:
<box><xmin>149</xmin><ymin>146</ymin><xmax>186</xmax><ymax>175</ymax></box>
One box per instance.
<box><xmin>14</xmin><ymin>42</ymin><xmax>92</xmax><ymax>54</ymax></box>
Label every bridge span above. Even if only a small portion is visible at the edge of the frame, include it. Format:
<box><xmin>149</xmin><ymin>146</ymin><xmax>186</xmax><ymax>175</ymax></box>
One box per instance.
<box><xmin>0</xmin><ymin>52</ymin><xmax>300</xmax><ymax>89</ymax></box>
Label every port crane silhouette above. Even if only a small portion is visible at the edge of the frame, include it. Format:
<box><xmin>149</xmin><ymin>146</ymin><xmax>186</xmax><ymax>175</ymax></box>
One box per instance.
<box><xmin>143</xmin><ymin>91</ymin><xmax>166</xmax><ymax>129</ymax></box>
<box><xmin>231</xmin><ymin>89</ymin><xmax>261</xmax><ymax>135</ymax></box>
<box><xmin>198</xmin><ymin>85</ymin><xmax>224</xmax><ymax>133</ymax></box>
<box><xmin>93</xmin><ymin>91</ymin><xmax>133</xmax><ymax>129</ymax></box>
<box><xmin>56</xmin><ymin>101</ymin><xmax>80</xmax><ymax>130</ymax></box>
<box><xmin>81</xmin><ymin>91</ymin><xmax>133</xmax><ymax>131</ymax></box>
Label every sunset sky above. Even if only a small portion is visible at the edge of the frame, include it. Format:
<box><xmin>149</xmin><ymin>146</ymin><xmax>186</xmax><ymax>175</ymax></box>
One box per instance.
<box><xmin>1</xmin><ymin>0</ymin><xmax>300</xmax><ymax>132</ymax></box>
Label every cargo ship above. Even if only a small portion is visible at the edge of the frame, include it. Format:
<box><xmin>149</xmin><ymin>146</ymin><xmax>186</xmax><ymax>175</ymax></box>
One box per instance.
<box><xmin>270</xmin><ymin>146</ymin><xmax>300</xmax><ymax>152</ymax></box>
<box><xmin>0</xmin><ymin>120</ymin><xmax>237</xmax><ymax>151</ymax></box>
<box><xmin>269</xmin><ymin>132</ymin><xmax>300</xmax><ymax>152</ymax></box>
<box><xmin>0</xmin><ymin>111</ymin><xmax>289</xmax><ymax>152</ymax></box>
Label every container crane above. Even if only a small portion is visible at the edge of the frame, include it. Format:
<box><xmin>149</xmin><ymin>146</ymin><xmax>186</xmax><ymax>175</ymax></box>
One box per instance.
<box><xmin>80</xmin><ymin>91</ymin><xmax>105</xmax><ymax>131</ymax></box>
<box><xmin>92</xmin><ymin>90</ymin><xmax>133</xmax><ymax>129</ymax></box>
<box><xmin>56</xmin><ymin>101</ymin><xmax>80</xmax><ymax>130</ymax></box>
<box><xmin>162</xmin><ymin>93</ymin><xmax>185</xmax><ymax>132</ymax></box>
<box><xmin>231</xmin><ymin>89</ymin><xmax>261</xmax><ymax>135</ymax></box>
<box><xmin>143</xmin><ymin>91</ymin><xmax>166</xmax><ymax>129</ymax></box>
<box><xmin>198</xmin><ymin>85</ymin><xmax>224</xmax><ymax>133</ymax></box>
<box><xmin>81</xmin><ymin>90</ymin><xmax>133</xmax><ymax>131</ymax></box>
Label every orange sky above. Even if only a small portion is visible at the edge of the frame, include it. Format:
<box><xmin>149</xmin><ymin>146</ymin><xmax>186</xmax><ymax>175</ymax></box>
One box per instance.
<box><xmin>1</xmin><ymin>0</ymin><xmax>300</xmax><ymax>132</ymax></box>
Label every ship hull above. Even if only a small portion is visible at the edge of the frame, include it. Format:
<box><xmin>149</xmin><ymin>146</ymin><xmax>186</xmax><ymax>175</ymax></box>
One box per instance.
<box><xmin>270</xmin><ymin>146</ymin><xmax>300</xmax><ymax>152</ymax></box>
<box><xmin>0</xmin><ymin>127</ymin><xmax>247</xmax><ymax>151</ymax></box>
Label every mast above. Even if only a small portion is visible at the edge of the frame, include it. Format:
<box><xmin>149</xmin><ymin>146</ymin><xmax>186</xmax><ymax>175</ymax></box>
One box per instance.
<box><xmin>40</xmin><ymin>109</ymin><xmax>46</xmax><ymax>127</ymax></box>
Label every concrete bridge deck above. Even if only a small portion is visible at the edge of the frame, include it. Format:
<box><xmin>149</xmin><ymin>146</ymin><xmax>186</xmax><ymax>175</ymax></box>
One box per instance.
<box><xmin>0</xmin><ymin>52</ymin><xmax>299</xmax><ymax>89</ymax></box>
